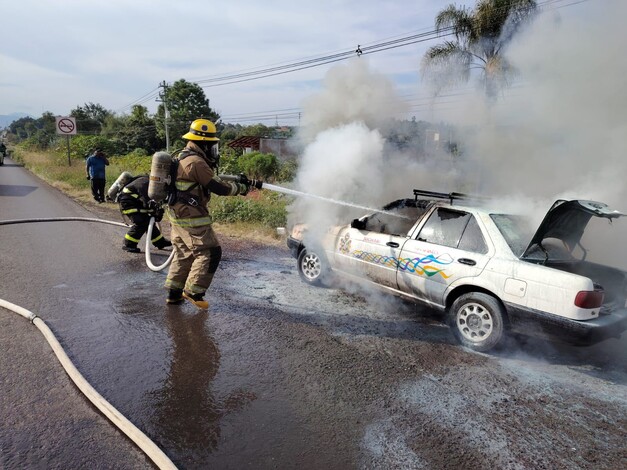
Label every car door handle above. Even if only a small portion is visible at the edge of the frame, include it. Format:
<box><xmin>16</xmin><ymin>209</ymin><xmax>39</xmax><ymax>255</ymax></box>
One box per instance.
<box><xmin>457</xmin><ymin>258</ymin><xmax>476</xmax><ymax>266</ymax></box>
<box><xmin>386</xmin><ymin>242</ymin><xmax>399</xmax><ymax>248</ymax></box>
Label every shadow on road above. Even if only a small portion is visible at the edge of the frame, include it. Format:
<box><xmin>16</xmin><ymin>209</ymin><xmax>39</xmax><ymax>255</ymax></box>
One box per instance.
<box><xmin>0</xmin><ymin>184</ymin><xmax>38</xmax><ymax>196</ymax></box>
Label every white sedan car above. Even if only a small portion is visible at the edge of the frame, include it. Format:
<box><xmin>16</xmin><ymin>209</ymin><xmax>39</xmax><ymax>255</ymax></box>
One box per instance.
<box><xmin>287</xmin><ymin>191</ymin><xmax>627</xmax><ymax>352</ymax></box>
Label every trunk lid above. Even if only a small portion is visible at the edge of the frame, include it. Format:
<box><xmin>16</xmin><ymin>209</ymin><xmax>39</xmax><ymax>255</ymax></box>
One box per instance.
<box><xmin>521</xmin><ymin>200</ymin><xmax>624</xmax><ymax>259</ymax></box>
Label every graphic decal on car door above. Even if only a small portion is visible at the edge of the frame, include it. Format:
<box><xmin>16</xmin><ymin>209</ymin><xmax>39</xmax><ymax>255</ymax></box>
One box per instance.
<box><xmin>348</xmin><ymin>249</ymin><xmax>454</xmax><ymax>280</ymax></box>
<box><xmin>338</xmin><ymin>232</ymin><xmax>454</xmax><ymax>280</ymax></box>
<box><xmin>398</xmin><ymin>253</ymin><xmax>453</xmax><ymax>278</ymax></box>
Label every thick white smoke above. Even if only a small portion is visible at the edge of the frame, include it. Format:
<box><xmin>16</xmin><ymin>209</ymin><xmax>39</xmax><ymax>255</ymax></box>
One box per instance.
<box><xmin>290</xmin><ymin>58</ymin><xmax>459</xmax><ymax>242</ymax></box>
<box><xmin>463</xmin><ymin>2</ymin><xmax>627</xmax><ymax>203</ymax></box>
<box><xmin>443</xmin><ymin>0</ymin><xmax>627</xmax><ymax>267</ymax></box>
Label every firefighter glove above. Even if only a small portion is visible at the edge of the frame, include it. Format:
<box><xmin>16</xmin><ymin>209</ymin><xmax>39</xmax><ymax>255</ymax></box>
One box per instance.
<box><xmin>154</xmin><ymin>208</ymin><xmax>164</xmax><ymax>222</ymax></box>
<box><xmin>238</xmin><ymin>183</ymin><xmax>250</xmax><ymax>196</ymax></box>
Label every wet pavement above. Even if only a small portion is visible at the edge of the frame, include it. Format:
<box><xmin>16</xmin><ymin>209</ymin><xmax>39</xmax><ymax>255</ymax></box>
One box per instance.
<box><xmin>1</xmin><ymin>159</ymin><xmax>626</xmax><ymax>469</ymax></box>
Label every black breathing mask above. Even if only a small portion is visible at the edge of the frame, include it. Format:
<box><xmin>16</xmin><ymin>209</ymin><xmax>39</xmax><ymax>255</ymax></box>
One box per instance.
<box><xmin>199</xmin><ymin>141</ymin><xmax>220</xmax><ymax>168</ymax></box>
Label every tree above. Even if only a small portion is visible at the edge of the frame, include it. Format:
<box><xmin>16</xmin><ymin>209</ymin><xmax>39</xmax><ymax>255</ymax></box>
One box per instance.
<box><xmin>71</xmin><ymin>102</ymin><xmax>111</xmax><ymax>134</ymax></box>
<box><xmin>155</xmin><ymin>79</ymin><xmax>220</xmax><ymax>148</ymax></box>
<box><xmin>8</xmin><ymin>112</ymin><xmax>57</xmax><ymax>149</ymax></box>
<box><xmin>102</xmin><ymin>105</ymin><xmax>162</xmax><ymax>153</ymax></box>
<box><xmin>421</xmin><ymin>0</ymin><xmax>536</xmax><ymax>100</ymax></box>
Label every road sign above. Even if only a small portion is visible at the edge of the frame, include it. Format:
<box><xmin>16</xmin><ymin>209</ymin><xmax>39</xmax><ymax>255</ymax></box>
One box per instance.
<box><xmin>55</xmin><ymin>116</ymin><xmax>77</xmax><ymax>135</ymax></box>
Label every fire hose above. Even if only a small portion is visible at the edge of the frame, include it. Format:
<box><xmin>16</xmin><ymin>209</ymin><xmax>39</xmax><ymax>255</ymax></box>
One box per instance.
<box><xmin>0</xmin><ymin>216</ymin><xmax>177</xmax><ymax>469</ymax></box>
<box><xmin>0</xmin><ymin>216</ymin><xmax>173</xmax><ymax>272</ymax></box>
<box><xmin>0</xmin><ymin>298</ymin><xmax>177</xmax><ymax>469</ymax></box>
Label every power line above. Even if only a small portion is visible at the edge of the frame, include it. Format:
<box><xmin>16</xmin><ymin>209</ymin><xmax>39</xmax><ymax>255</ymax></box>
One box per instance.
<box><xmin>117</xmin><ymin>0</ymin><xmax>587</xmax><ymax>117</ymax></box>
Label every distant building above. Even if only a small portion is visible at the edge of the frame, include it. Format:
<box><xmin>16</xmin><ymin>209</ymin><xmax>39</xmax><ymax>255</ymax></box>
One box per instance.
<box><xmin>228</xmin><ymin>135</ymin><xmax>299</xmax><ymax>162</ymax></box>
<box><xmin>227</xmin><ymin>136</ymin><xmax>260</xmax><ymax>154</ymax></box>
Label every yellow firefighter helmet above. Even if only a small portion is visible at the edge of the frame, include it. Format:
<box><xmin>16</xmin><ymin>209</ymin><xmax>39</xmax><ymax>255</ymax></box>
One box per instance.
<box><xmin>182</xmin><ymin>119</ymin><xmax>219</xmax><ymax>141</ymax></box>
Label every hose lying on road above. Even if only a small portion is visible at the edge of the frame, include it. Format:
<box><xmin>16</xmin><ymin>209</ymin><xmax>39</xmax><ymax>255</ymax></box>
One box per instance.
<box><xmin>0</xmin><ymin>298</ymin><xmax>177</xmax><ymax>470</ymax></box>
<box><xmin>0</xmin><ymin>217</ymin><xmax>173</xmax><ymax>272</ymax></box>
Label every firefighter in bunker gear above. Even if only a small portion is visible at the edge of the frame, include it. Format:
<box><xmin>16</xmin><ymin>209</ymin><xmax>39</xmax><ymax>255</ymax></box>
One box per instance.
<box><xmin>118</xmin><ymin>175</ymin><xmax>172</xmax><ymax>253</ymax></box>
<box><xmin>164</xmin><ymin>119</ymin><xmax>251</xmax><ymax>309</ymax></box>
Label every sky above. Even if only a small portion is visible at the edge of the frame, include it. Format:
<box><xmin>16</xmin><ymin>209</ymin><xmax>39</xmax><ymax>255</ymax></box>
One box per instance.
<box><xmin>0</xmin><ymin>0</ymin><xmax>447</xmax><ymax>124</ymax></box>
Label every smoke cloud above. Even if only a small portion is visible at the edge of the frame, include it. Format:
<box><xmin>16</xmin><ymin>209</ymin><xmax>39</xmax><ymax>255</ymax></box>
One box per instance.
<box><xmin>290</xmin><ymin>59</ymin><xmax>459</xmax><ymax>243</ymax></box>
<box><xmin>446</xmin><ymin>0</ymin><xmax>627</xmax><ymax>267</ymax></box>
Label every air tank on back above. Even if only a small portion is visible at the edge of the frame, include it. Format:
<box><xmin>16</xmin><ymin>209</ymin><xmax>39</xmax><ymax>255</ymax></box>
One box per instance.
<box><xmin>107</xmin><ymin>171</ymin><xmax>133</xmax><ymax>202</ymax></box>
<box><xmin>148</xmin><ymin>151</ymin><xmax>173</xmax><ymax>203</ymax></box>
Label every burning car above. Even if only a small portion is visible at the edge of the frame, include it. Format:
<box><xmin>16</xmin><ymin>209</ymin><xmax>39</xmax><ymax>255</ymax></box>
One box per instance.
<box><xmin>287</xmin><ymin>190</ymin><xmax>627</xmax><ymax>352</ymax></box>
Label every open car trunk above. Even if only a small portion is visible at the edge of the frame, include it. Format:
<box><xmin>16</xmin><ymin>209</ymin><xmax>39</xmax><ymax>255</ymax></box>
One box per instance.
<box><xmin>521</xmin><ymin>199</ymin><xmax>627</xmax><ymax>313</ymax></box>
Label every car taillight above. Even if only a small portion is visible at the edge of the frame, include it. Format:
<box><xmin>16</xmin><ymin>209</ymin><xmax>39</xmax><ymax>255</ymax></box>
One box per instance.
<box><xmin>574</xmin><ymin>290</ymin><xmax>604</xmax><ymax>309</ymax></box>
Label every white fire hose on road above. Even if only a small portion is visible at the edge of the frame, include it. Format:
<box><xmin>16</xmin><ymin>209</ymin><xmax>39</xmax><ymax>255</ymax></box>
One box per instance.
<box><xmin>0</xmin><ymin>298</ymin><xmax>177</xmax><ymax>470</ymax></box>
<box><xmin>0</xmin><ymin>216</ymin><xmax>174</xmax><ymax>272</ymax></box>
<box><xmin>0</xmin><ymin>216</ymin><xmax>177</xmax><ymax>469</ymax></box>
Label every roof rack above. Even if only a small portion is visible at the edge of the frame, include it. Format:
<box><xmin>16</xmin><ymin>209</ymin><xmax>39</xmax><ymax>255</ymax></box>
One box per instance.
<box><xmin>413</xmin><ymin>189</ymin><xmax>486</xmax><ymax>205</ymax></box>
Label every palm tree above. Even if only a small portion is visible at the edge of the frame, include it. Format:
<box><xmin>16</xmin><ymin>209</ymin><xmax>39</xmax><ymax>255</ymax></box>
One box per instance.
<box><xmin>421</xmin><ymin>0</ymin><xmax>536</xmax><ymax>100</ymax></box>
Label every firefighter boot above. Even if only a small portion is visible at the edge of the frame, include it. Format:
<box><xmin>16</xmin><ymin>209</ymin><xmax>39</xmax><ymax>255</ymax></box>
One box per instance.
<box><xmin>166</xmin><ymin>289</ymin><xmax>184</xmax><ymax>305</ymax></box>
<box><xmin>154</xmin><ymin>238</ymin><xmax>172</xmax><ymax>250</ymax></box>
<box><xmin>183</xmin><ymin>291</ymin><xmax>209</xmax><ymax>310</ymax></box>
<box><xmin>122</xmin><ymin>242</ymin><xmax>141</xmax><ymax>253</ymax></box>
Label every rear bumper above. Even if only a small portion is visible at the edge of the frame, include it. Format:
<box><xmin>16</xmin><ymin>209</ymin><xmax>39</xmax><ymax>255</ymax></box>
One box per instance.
<box><xmin>505</xmin><ymin>303</ymin><xmax>627</xmax><ymax>345</ymax></box>
<box><xmin>286</xmin><ymin>236</ymin><xmax>302</xmax><ymax>258</ymax></box>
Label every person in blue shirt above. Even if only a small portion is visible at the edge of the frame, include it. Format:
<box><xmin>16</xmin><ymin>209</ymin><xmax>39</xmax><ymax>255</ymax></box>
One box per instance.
<box><xmin>85</xmin><ymin>148</ymin><xmax>109</xmax><ymax>203</ymax></box>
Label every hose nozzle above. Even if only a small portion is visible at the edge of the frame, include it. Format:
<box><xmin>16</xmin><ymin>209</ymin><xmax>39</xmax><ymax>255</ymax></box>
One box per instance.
<box><xmin>219</xmin><ymin>174</ymin><xmax>263</xmax><ymax>190</ymax></box>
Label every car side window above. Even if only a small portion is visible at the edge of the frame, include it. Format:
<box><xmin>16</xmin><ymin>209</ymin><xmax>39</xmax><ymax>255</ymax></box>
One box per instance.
<box><xmin>416</xmin><ymin>208</ymin><xmax>471</xmax><ymax>247</ymax></box>
<box><xmin>416</xmin><ymin>208</ymin><xmax>487</xmax><ymax>254</ymax></box>
<box><xmin>457</xmin><ymin>215</ymin><xmax>488</xmax><ymax>254</ymax></box>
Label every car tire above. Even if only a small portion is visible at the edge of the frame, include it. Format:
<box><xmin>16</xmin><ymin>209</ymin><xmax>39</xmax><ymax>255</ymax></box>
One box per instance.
<box><xmin>448</xmin><ymin>292</ymin><xmax>506</xmax><ymax>352</ymax></box>
<box><xmin>297</xmin><ymin>248</ymin><xmax>327</xmax><ymax>286</ymax></box>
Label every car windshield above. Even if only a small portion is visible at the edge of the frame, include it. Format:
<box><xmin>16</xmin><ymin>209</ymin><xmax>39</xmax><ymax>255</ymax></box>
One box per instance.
<box><xmin>490</xmin><ymin>214</ymin><xmax>533</xmax><ymax>257</ymax></box>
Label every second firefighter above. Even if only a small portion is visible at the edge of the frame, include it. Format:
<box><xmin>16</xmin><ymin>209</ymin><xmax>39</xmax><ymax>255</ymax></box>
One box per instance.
<box><xmin>117</xmin><ymin>175</ymin><xmax>172</xmax><ymax>253</ymax></box>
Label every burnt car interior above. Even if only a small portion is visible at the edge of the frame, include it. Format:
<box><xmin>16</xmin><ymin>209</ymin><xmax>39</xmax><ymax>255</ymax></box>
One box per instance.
<box><xmin>351</xmin><ymin>198</ymin><xmax>430</xmax><ymax>236</ymax></box>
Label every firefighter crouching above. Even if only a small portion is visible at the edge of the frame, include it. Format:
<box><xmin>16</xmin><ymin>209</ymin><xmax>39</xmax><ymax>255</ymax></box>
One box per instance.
<box><xmin>117</xmin><ymin>175</ymin><xmax>172</xmax><ymax>253</ymax></box>
<box><xmin>164</xmin><ymin>118</ymin><xmax>252</xmax><ymax>309</ymax></box>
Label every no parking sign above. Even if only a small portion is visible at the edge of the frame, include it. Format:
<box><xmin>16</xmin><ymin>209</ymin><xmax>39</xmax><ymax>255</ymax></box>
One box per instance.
<box><xmin>55</xmin><ymin>116</ymin><xmax>77</xmax><ymax>135</ymax></box>
<box><xmin>56</xmin><ymin>116</ymin><xmax>77</xmax><ymax>165</ymax></box>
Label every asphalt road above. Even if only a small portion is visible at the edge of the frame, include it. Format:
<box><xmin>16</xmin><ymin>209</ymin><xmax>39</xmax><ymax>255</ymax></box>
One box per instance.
<box><xmin>1</xmin><ymin>159</ymin><xmax>626</xmax><ymax>469</ymax></box>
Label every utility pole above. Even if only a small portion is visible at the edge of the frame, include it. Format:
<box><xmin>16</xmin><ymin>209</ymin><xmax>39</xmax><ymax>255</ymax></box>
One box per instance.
<box><xmin>157</xmin><ymin>81</ymin><xmax>170</xmax><ymax>152</ymax></box>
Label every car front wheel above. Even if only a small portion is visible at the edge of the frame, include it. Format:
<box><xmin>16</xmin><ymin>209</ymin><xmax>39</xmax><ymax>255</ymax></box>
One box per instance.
<box><xmin>448</xmin><ymin>293</ymin><xmax>506</xmax><ymax>352</ymax></box>
<box><xmin>297</xmin><ymin>248</ymin><xmax>327</xmax><ymax>286</ymax></box>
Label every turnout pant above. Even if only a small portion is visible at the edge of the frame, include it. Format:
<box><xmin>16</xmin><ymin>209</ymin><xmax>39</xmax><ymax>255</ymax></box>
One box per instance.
<box><xmin>165</xmin><ymin>224</ymin><xmax>222</xmax><ymax>295</ymax></box>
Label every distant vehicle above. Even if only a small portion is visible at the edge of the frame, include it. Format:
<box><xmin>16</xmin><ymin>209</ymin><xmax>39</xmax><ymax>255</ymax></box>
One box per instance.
<box><xmin>287</xmin><ymin>190</ymin><xmax>627</xmax><ymax>352</ymax></box>
<box><xmin>0</xmin><ymin>144</ymin><xmax>6</xmax><ymax>166</ymax></box>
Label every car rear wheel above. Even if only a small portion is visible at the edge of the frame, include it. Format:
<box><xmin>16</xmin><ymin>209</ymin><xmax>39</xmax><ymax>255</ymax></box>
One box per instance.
<box><xmin>449</xmin><ymin>293</ymin><xmax>505</xmax><ymax>352</ymax></box>
<box><xmin>297</xmin><ymin>248</ymin><xmax>327</xmax><ymax>286</ymax></box>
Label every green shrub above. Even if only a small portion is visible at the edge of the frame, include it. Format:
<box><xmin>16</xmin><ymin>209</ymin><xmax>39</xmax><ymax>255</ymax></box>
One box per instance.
<box><xmin>276</xmin><ymin>159</ymin><xmax>298</xmax><ymax>182</ymax></box>
<box><xmin>217</xmin><ymin>147</ymin><xmax>242</xmax><ymax>176</ymax></box>
<box><xmin>238</xmin><ymin>152</ymin><xmax>279</xmax><ymax>180</ymax></box>
<box><xmin>210</xmin><ymin>190</ymin><xmax>289</xmax><ymax>228</ymax></box>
